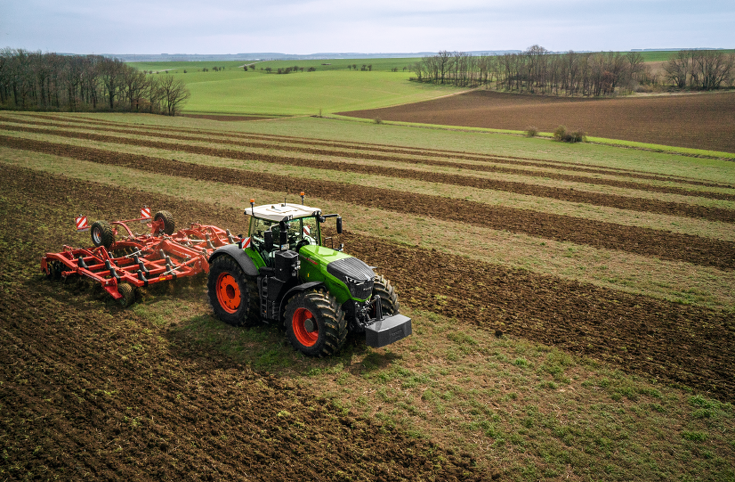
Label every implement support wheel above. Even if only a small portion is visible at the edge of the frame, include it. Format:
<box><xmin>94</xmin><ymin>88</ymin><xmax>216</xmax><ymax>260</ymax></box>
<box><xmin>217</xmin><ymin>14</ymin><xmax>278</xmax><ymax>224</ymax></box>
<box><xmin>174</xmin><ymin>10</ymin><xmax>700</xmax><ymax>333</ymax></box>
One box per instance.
<box><xmin>91</xmin><ymin>221</ymin><xmax>115</xmax><ymax>249</ymax></box>
<box><xmin>118</xmin><ymin>283</ymin><xmax>135</xmax><ymax>308</ymax></box>
<box><xmin>285</xmin><ymin>290</ymin><xmax>347</xmax><ymax>357</ymax></box>
<box><xmin>154</xmin><ymin>210</ymin><xmax>176</xmax><ymax>235</ymax></box>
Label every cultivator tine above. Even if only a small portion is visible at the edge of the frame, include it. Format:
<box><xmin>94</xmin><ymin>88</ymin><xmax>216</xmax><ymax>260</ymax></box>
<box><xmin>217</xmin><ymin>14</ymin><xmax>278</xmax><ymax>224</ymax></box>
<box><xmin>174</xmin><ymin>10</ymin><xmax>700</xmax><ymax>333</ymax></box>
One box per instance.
<box><xmin>226</xmin><ymin>229</ymin><xmax>235</xmax><ymax>244</ymax></box>
<box><xmin>78</xmin><ymin>256</ymin><xmax>88</xmax><ymax>269</ymax></box>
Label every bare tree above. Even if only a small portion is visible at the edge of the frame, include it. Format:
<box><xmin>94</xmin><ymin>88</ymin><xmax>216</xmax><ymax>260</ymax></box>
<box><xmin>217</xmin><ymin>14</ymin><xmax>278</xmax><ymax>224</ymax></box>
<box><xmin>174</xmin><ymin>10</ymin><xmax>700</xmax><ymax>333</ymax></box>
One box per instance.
<box><xmin>159</xmin><ymin>75</ymin><xmax>191</xmax><ymax>116</ymax></box>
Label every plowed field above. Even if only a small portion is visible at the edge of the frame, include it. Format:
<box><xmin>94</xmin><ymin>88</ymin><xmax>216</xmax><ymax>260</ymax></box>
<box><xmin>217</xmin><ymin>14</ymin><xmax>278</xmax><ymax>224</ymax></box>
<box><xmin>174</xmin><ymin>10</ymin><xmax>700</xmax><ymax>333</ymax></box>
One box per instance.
<box><xmin>341</xmin><ymin>90</ymin><xmax>735</xmax><ymax>153</ymax></box>
<box><xmin>2</xmin><ymin>112</ymin><xmax>735</xmax><ymax>480</ymax></box>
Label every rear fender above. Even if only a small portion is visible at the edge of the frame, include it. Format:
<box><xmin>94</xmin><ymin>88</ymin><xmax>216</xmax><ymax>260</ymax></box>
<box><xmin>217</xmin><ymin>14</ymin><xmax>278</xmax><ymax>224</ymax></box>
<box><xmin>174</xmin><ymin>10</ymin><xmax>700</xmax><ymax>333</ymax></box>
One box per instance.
<box><xmin>208</xmin><ymin>244</ymin><xmax>259</xmax><ymax>277</ymax></box>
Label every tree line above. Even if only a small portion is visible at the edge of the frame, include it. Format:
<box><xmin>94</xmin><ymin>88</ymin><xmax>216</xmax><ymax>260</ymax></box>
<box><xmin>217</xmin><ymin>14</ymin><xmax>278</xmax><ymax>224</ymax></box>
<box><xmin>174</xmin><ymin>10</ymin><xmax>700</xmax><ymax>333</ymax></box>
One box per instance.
<box><xmin>0</xmin><ymin>49</ymin><xmax>191</xmax><ymax>115</ymax></box>
<box><xmin>412</xmin><ymin>46</ymin><xmax>735</xmax><ymax>96</ymax></box>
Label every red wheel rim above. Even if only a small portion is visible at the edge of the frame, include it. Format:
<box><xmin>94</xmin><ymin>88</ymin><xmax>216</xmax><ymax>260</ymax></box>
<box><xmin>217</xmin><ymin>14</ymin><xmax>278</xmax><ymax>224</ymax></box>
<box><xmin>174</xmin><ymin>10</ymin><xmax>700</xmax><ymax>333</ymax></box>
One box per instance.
<box><xmin>293</xmin><ymin>308</ymin><xmax>318</xmax><ymax>347</ymax></box>
<box><xmin>216</xmin><ymin>272</ymin><xmax>241</xmax><ymax>313</ymax></box>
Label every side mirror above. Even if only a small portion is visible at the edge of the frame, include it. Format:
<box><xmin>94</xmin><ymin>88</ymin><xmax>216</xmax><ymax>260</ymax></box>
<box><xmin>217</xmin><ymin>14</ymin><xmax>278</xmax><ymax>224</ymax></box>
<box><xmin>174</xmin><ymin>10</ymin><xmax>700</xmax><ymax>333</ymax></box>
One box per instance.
<box><xmin>336</xmin><ymin>216</ymin><xmax>343</xmax><ymax>234</ymax></box>
<box><xmin>264</xmin><ymin>230</ymin><xmax>273</xmax><ymax>251</ymax></box>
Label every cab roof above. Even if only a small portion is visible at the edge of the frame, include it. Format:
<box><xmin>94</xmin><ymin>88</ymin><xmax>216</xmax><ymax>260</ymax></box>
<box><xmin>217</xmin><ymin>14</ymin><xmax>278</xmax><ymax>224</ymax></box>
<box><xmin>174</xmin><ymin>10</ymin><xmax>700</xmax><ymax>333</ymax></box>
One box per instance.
<box><xmin>245</xmin><ymin>203</ymin><xmax>321</xmax><ymax>222</ymax></box>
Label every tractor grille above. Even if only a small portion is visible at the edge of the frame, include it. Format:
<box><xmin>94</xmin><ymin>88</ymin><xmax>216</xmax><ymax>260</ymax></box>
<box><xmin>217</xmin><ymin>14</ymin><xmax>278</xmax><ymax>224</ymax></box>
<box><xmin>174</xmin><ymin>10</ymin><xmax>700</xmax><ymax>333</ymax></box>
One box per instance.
<box><xmin>328</xmin><ymin>257</ymin><xmax>375</xmax><ymax>300</ymax></box>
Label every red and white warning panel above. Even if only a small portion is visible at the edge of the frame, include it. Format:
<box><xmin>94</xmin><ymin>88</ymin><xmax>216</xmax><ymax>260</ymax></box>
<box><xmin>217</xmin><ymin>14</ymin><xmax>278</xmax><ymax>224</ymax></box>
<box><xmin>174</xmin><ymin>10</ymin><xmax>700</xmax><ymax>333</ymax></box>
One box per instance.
<box><xmin>75</xmin><ymin>215</ymin><xmax>90</xmax><ymax>232</ymax></box>
<box><xmin>140</xmin><ymin>206</ymin><xmax>152</xmax><ymax>219</ymax></box>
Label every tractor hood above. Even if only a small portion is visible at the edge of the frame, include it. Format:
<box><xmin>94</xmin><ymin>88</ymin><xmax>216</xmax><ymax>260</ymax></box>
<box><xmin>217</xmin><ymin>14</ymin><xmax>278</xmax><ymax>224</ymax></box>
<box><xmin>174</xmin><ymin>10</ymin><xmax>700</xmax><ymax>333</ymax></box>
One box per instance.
<box><xmin>299</xmin><ymin>245</ymin><xmax>376</xmax><ymax>300</ymax></box>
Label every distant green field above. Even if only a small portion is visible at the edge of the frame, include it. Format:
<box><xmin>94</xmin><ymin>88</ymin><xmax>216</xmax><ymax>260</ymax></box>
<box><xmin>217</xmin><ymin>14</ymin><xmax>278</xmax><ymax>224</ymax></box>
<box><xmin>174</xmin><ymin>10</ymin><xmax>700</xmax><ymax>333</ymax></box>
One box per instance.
<box><xmin>128</xmin><ymin>61</ymin><xmax>460</xmax><ymax>116</ymax></box>
<box><xmin>633</xmin><ymin>49</ymin><xmax>735</xmax><ymax>62</ymax></box>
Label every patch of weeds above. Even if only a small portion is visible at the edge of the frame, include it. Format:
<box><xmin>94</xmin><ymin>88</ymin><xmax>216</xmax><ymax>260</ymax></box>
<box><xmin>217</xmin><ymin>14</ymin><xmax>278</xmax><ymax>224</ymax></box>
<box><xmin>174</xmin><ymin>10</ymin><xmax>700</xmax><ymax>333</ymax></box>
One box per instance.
<box><xmin>513</xmin><ymin>357</ymin><xmax>530</xmax><ymax>368</ymax></box>
<box><xmin>336</xmin><ymin>372</ymin><xmax>351</xmax><ymax>386</ymax></box>
<box><xmin>447</xmin><ymin>332</ymin><xmax>477</xmax><ymax>346</ymax></box>
<box><xmin>682</xmin><ymin>431</ymin><xmax>707</xmax><ymax>442</ymax></box>
<box><xmin>254</xmin><ymin>348</ymin><xmax>292</xmax><ymax>369</ymax></box>
<box><xmin>538</xmin><ymin>381</ymin><xmax>558</xmax><ymax>390</ymax></box>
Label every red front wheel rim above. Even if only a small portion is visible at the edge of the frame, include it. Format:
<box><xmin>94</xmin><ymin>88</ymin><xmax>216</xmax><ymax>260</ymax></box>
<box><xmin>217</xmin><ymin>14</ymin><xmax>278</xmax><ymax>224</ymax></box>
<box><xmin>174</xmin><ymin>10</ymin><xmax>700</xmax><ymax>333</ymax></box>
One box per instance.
<box><xmin>216</xmin><ymin>272</ymin><xmax>241</xmax><ymax>313</ymax></box>
<box><xmin>293</xmin><ymin>308</ymin><xmax>318</xmax><ymax>347</ymax></box>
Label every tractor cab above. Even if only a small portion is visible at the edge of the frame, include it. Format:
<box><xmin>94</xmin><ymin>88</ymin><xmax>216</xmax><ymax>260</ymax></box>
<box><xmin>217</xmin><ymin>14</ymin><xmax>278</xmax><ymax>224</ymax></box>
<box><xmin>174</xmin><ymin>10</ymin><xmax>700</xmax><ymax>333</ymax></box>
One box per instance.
<box><xmin>247</xmin><ymin>203</ymin><xmax>323</xmax><ymax>266</ymax></box>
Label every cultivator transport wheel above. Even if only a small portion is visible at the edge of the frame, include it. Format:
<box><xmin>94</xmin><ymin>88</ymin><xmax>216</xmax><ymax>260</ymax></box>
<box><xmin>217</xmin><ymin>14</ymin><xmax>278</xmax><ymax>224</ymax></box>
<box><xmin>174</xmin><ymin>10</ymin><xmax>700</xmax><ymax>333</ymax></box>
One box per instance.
<box><xmin>372</xmin><ymin>275</ymin><xmax>399</xmax><ymax>316</ymax></box>
<box><xmin>207</xmin><ymin>256</ymin><xmax>259</xmax><ymax>327</ymax></box>
<box><xmin>118</xmin><ymin>283</ymin><xmax>135</xmax><ymax>308</ymax></box>
<box><xmin>154</xmin><ymin>210</ymin><xmax>176</xmax><ymax>235</ymax></box>
<box><xmin>90</xmin><ymin>221</ymin><xmax>115</xmax><ymax>249</ymax></box>
<box><xmin>285</xmin><ymin>290</ymin><xmax>347</xmax><ymax>357</ymax></box>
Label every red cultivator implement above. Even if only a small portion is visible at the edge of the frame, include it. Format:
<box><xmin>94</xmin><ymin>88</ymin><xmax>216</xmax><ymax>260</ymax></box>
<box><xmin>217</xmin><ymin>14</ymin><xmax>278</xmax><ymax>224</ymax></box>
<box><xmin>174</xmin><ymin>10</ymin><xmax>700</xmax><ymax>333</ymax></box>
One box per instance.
<box><xmin>41</xmin><ymin>208</ymin><xmax>242</xmax><ymax>306</ymax></box>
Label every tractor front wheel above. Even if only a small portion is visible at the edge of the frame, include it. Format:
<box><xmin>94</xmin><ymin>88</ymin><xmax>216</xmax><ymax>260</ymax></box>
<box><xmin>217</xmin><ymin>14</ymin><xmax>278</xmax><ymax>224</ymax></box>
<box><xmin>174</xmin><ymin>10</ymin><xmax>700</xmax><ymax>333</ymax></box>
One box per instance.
<box><xmin>207</xmin><ymin>255</ymin><xmax>259</xmax><ymax>327</ymax></box>
<box><xmin>372</xmin><ymin>275</ymin><xmax>399</xmax><ymax>316</ymax></box>
<box><xmin>285</xmin><ymin>290</ymin><xmax>347</xmax><ymax>357</ymax></box>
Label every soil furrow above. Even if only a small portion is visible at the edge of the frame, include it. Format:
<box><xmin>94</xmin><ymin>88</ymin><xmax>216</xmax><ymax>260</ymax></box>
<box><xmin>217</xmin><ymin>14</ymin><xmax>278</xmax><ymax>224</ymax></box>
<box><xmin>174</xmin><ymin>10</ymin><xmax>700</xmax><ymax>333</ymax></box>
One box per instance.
<box><xmin>2</xmin><ymin>120</ymin><xmax>732</xmax><ymax>222</ymax></box>
<box><xmin>3</xmin><ymin>134</ymin><xmax>734</xmax><ymax>271</ymax></box>
<box><xmin>15</xmin><ymin>114</ymin><xmax>735</xmax><ymax>190</ymax></box>
<box><xmin>3</xmin><ymin>164</ymin><xmax>733</xmax><ymax>402</ymax></box>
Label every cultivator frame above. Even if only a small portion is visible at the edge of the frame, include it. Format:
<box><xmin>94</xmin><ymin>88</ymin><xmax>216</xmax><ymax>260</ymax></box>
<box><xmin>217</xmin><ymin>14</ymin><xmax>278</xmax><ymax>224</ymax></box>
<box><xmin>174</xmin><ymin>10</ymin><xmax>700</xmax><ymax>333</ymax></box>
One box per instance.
<box><xmin>41</xmin><ymin>208</ymin><xmax>242</xmax><ymax>305</ymax></box>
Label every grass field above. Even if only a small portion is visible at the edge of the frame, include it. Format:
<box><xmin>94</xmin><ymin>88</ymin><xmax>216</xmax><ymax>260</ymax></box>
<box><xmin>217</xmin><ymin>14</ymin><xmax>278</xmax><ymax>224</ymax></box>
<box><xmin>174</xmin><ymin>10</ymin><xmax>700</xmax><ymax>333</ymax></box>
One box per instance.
<box><xmin>129</xmin><ymin>58</ymin><xmax>455</xmax><ymax>116</ymax></box>
<box><xmin>1</xmin><ymin>111</ymin><xmax>734</xmax><ymax>481</ymax></box>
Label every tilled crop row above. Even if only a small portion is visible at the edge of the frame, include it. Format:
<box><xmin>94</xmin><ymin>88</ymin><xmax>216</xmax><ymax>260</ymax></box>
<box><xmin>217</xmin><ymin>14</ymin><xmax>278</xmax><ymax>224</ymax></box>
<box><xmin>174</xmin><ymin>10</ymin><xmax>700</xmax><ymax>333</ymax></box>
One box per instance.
<box><xmin>3</xmin><ymin>134</ymin><xmax>734</xmax><ymax>271</ymax></box>
<box><xmin>18</xmin><ymin>113</ymin><xmax>735</xmax><ymax>190</ymax></box>
<box><xmin>4</xmin><ymin>164</ymin><xmax>734</xmax><ymax>402</ymax></box>
<box><xmin>2</xmin><ymin>120</ymin><xmax>733</xmax><ymax>222</ymax></box>
<box><xmin>0</xmin><ymin>186</ymin><xmax>486</xmax><ymax>480</ymax></box>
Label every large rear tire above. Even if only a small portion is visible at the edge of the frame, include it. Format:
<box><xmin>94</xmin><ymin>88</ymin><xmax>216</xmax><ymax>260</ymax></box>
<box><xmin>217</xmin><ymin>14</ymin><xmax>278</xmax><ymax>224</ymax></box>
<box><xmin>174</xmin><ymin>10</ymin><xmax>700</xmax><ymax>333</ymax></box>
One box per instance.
<box><xmin>372</xmin><ymin>275</ymin><xmax>399</xmax><ymax>316</ymax></box>
<box><xmin>207</xmin><ymin>255</ymin><xmax>259</xmax><ymax>327</ymax></box>
<box><xmin>285</xmin><ymin>290</ymin><xmax>347</xmax><ymax>357</ymax></box>
<box><xmin>154</xmin><ymin>210</ymin><xmax>176</xmax><ymax>235</ymax></box>
<box><xmin>91</xmin><ymin>221</ymin><xmax>115</xmax><ymax>249</ymax></box>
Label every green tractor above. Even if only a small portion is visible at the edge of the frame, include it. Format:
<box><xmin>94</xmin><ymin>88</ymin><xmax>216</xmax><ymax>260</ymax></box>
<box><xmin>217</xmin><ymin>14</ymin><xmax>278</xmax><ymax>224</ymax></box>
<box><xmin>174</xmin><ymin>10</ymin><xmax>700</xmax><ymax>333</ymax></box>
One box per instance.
<box><xmin>206</xmin><ymin>196</ymin><xmax>412</xmax><ymax>356</ymax></box>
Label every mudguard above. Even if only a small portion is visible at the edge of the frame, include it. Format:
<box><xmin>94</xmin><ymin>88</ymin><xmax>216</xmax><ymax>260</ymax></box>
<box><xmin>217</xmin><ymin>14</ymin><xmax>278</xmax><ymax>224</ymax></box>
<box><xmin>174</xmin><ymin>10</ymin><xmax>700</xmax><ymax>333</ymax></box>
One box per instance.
<box><xmin>279</xmin><ymin>281</ymin><xmax>324</xmax><ymax>314</ymax></box>
<box><xmin>208</xmin><ymin>244</ymin><xmax>259</xmax><ymax>277</ymax></box>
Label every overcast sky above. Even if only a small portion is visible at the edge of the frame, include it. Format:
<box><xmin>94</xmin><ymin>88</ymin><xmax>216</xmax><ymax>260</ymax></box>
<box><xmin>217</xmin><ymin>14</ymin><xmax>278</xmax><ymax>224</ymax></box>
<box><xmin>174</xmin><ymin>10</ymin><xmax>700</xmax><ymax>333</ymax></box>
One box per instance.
<box><xmin>3</xmin><ymin>0</ymin><xmax>733</xmax><ymax>55</ymax></box>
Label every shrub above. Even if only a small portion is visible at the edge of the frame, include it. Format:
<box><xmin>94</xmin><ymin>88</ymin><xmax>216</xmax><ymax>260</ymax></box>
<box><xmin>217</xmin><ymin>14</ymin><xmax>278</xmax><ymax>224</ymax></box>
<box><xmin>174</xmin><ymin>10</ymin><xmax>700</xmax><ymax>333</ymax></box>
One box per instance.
<box><xmin>553</xmin><ymin>125</ymin><xmax>567</xmax><ymax>141</ymax></box>
<box><xmin>374</xmin><ymin>117</ymin><xmax>383</xmax><ymax>124</ymax></box>
<box><xmin>525</xmin><ymin>126</ymin><xmax>538</xmax><ymax>138</ymax></box>
<box><xmin>553</xmin><ymin>125</ymin><xmax>587</xmax><ymax>143</ymax></box>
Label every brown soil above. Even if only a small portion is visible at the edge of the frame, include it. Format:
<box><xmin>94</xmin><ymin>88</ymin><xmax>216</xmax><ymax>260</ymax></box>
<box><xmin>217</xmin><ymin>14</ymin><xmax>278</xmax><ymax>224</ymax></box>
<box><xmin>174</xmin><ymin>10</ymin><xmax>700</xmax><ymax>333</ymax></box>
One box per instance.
<box><xmin>22</xmin><ymin>113</ymin><xmax>735</xmax><ymax>190</ymax></box>
<box><xmin>0</xmin><ymin>166</ymin><xmax>488</xmax><ymax>481</ymax></box>
<box><xmin>341</xmin><ymin>90</ymin><xmax>735</xmax><ymax>153</ymax></box>
<box><xmin>3</xmin><ymin>120</ymin><xmax>734</xmax><ymax>222</ymax></box>
<box><xmin>180</xmin><ymin>114</ymin><xmax>272</xmax><ymax>121</ymax></box>
<box><xmin>4</xmin><ymin>164</ymin><xmax>734</xmax><ymax>404</ymax></box>
<box><xmin>3</xmin><ymin>134</ymin><xmax>734</xmax><ymax>271</ymax></box>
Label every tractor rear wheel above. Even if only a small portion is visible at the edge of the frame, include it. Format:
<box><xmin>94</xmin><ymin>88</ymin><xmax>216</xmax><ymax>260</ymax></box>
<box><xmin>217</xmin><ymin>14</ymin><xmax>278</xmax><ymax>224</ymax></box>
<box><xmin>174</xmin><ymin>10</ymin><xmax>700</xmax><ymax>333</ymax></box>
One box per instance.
<box><xmin>91</xmin><ymin>221</ymin><xmax>115</xmax><ymax>249</ymax></box>
<box><xmin>372</xmin><ymin>275</ymin><xmax>399</xmax><ymax>316</ymax></box>
<box><xmin>154</xmin><ymin>210</ymin><xmax>176</xmax><ymax>235</ymax></box>
<box><xmin>285</xmin><ymin>290</ymin><xmax>347</xmax><ymax>357</ymax></box>
<box><xmin>207</xmin><ymin>255</ymin><xmax>259</xmax><ymax>327</ymax></box>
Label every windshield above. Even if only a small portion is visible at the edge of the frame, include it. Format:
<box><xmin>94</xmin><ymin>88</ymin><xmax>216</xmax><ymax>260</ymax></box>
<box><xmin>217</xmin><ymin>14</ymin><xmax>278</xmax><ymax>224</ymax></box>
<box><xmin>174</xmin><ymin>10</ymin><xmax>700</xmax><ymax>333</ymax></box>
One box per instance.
<box><xmin>250</xmin><ymin>216</ymin><xmax>320</xmax><ymax>261</ymax></box>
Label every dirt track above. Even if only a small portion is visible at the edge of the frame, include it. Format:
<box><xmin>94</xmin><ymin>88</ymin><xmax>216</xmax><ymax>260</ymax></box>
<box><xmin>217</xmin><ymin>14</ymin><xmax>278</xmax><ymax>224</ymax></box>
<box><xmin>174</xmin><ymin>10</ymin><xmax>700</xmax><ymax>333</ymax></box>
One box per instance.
<box><xmin>0</xmin><ymin>167</ymin><xmax>487</xmax><ymax>481</ymax></box>
<box><xmin>341</xmin><ymin>90</ymin><xmax>735</xmax><ymax>153</ymax></box>
<box><xmin>3</xmin><ymin>164</ymin><xmax>734</xmax><ymax>403</ymax></box>
<box><xmin>3</xmin><ymin>135</ymin><xmax>735</xmax><ymax>271</ymax></box>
